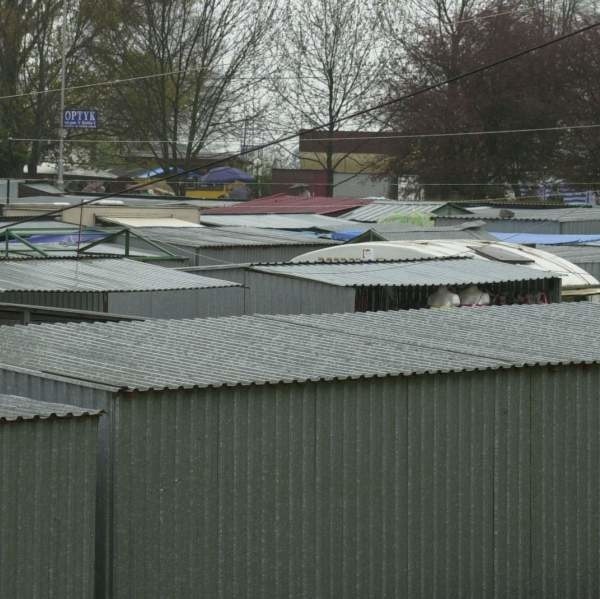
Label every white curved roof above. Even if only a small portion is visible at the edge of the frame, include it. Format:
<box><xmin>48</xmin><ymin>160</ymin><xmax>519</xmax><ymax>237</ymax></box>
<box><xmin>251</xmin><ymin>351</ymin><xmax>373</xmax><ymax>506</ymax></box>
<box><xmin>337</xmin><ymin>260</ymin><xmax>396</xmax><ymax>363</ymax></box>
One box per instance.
<box><xmin>291</xmin><ymin>240</ymin><xmax>599</xmax><ymax>289</ymax></box>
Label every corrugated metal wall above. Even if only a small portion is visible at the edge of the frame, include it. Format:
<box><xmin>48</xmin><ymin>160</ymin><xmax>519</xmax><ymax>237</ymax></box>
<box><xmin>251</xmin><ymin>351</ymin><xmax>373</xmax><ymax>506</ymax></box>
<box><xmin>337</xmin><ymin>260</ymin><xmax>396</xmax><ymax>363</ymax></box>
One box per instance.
<box><xmin>0</xmin><ymin>415</ymin><xmax>98</xmax><ymax>599</ymax></box>
<box><xmin>107</xmin><ymin>287</ymin><xmax>245</xmax><ymax>318</ymax></box>
<box><xmin>529</xmin><ymin>366</ymin><xmax>600</xmax><ymax>598</ymax></box>
<box><xmin>191</xmin><ymin>244</ymin><xmax>334</xmax><ymax>267</ymax></box>
<box><xmin>1</xmin><ymin>290</ymin><xmax>106</xmax><ymax>312</ymax></box>
<box><xmin>2</xmin><ymin>364</ymin><xmax>599</xmax><ymax>597</ymax></box>
<box><xmin>0</xmin><ymin>287</ymin><xmax>245</xmax><ymax>319</ymax></box>
<box><xmin>108</xmin><ymin>365</ymin><xmax>600</xmax><ymax>598</ymax></box>
<box><xmin>0</xmin><ymin>367</ymin><xmax>115</xmax><ymax>599</ymax></box>
<box><xmin>560</xmin><ymin>221</ymin><xmax>600</xmax><ymax>235</ymax></box>
<box><xmin>240</xmin><ymin>270</ymin><xmax>356</xmax><ymax>315</ymax></box>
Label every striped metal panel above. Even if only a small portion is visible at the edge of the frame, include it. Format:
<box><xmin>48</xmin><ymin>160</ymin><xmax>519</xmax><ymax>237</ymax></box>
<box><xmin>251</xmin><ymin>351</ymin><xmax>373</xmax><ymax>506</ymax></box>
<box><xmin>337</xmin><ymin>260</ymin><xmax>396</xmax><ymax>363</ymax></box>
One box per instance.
<box><xmin>0</xmin><ymin>287</ymin><xmax>245</xmax><ymax>319</ymax></box>
<box><xmin>0</xmin><ymin>414</ymin><xmax>98</xmax><ymax>598</ymax></box>
<box><xmin>530</xmin><ymin>366</ymin><xmax>600</xmax><ymax>598</ymax></box>
<box><xmin>253</xmin><ymin>259</ymin><xmax>555</xmax><ymax>287</ymax></box>
<box><xmin>191</xmin><ymin>244</ymin><xmax>337</xmax><ymax>267</ymax></box>
<box><xmin>0</xmin><ymin>367</ymin><xmax>115</xmax><ymax>599</ymax></box>
<box><xmin>105</xmin><ymin>367</ymin><xmax>600</xmax><ymax>598</ymax></box>
<box><xmin>4</xmin><ymin>303</ymin><xmax>600</xmax><ymax>391</ymax></box>
<box><xmin>1</xmin><ymin>290</ymin><xmax>107</xmax><ymax>311</ymax></box>
<box><xmin>107</xmin><ymin>286</ymin><xmax>245</xmax><ymax>318</ymax></box>
<box><xmin>435</xmin><ymin>216</ymin><xmax>560</xmax><ymax>234</ymax></box>
<box><xmin>344</xmin><ymin>201</ymin><xmax>466</xmax><ymax>223</ymax></box>
<box><xmin>0</xmin><ymin>258</ymin><xmax>237</xmax><ymax>292</ymax></box>
<box><xmin>1</xmin><ymin>364</ymin><xmax>600</xmax><ymax>596</ymax></box>
<box><xmin>241</xmin><ymin>269</ymin><xmax>355</xmax><ymax>315</ymax></box>
<box><xmin>134</xmin><ymin>226</ymin><xmax>335</xmax><ymax>248</ymax></box>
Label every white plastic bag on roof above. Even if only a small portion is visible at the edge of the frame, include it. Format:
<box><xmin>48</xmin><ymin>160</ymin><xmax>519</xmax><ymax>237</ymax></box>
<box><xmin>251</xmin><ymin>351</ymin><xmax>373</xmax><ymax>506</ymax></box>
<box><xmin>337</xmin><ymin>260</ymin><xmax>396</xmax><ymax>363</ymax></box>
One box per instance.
<box><xmin>427</xmin><ymin>286</ymin><xmax>460</xmax><ymax>308</ymax></box>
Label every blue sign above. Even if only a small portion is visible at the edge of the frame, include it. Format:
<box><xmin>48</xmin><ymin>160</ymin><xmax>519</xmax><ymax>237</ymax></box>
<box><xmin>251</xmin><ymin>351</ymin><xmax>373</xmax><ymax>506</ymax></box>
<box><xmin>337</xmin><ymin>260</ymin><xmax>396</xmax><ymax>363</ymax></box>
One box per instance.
<box><xmin>63</xmin><ymin>109</ymin><xmax>98</xmax><ymax>129</ymax></box>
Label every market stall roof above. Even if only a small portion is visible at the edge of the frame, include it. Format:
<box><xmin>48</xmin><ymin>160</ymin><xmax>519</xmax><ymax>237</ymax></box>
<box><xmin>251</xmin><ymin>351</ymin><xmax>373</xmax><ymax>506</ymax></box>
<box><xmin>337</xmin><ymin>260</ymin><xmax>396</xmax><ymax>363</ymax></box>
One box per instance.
<box><xmin>1</xmin><ymin>303</ymin><xmax>599</xmax><ymax>391</ymax></box>
<box><xmin>201</xmin><ymin>193</ymin><xmax>370</xmax><ymax>216</ymax></box>
<box><xmin>491</xmin><ymin>232</ymin><xmax>600</xmax><ymax>245</ymax></box>
<box><xmin>252</xmin><ymin>258</ymin><xmax>554</xmax><ymax>288</ymax></box>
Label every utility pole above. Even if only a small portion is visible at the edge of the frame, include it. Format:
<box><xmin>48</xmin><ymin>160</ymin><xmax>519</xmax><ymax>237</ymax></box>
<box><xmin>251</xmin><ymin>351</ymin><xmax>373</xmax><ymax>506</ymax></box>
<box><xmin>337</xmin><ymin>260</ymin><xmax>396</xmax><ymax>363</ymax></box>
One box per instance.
<box><xmin>57</xmin><ymin>0</ymin><xmax>67</xmax><ymax>189</ymax></box>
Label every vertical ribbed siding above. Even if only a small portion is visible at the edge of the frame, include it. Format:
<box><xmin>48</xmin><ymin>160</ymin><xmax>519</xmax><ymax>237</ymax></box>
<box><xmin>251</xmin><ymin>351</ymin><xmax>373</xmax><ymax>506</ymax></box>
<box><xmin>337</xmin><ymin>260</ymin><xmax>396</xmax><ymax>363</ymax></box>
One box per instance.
<box><xmin>530</xmin><ymin>366</ymin><xmax>600</xmax><ymax>598</ymax></box>
<box><xmin>0</xmin><ymin>368</ymin><xmax>115</xmax><ymax>599</ymax></box>
<box><xmin>489</xmin><ymin>369</ymin><xmax>531</xmax><ymax>598</ymax></box>
<box><xmin>561</xmin><ymin>221</ymin><xmax>600</xmax><ymax>235</ymax></box>
<box><xmin>243</xmin><ymin>270</ymin><xmax>355</xmax><ymax>315</ymax></box>
<box><xmin>112</xmin><ymin>386</ymin><xmax>317</xmax><ymax>598</ymax></box>
<box><xmin>3</xmin><ymin>365</ymin><xmax>600</xmax><ymax>598</ymax></box>
<box><xmin>0</xmin><ymin>416</ymin><xmax>98</xmax><ymax>599</ymax></box>
<box><xmin>1</xmin><ymin>290</ymin><xmax>106</xmax><ymax>312</ymax></box>
<box><xmin>191</xmin><ymin>244</ymin><xmax>334</xmax><ymax>266</ymax></box>
<box><xmin>314</xmin><ymin>378</ymin><xmax>408</xmax><ymax>598</ymax></box>
<box><xmin>107</xmin><ymin>287</ymin><xmax>244</xmax><ymax>318</ymax></box>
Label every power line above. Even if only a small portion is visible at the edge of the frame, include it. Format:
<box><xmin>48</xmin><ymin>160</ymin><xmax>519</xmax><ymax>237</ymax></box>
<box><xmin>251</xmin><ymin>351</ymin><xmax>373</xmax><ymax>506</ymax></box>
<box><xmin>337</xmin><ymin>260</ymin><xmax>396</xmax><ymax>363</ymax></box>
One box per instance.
<box><xmin>10</xmin><ymin>137</ymin><xmax>242</xmax><ymax>145</ymax></box>
<box><xmin>0</xmin><ymin>69</ymin><xmax>386</xmax><ymax>103</ymax></box>
<box><xmin>301</xmin><ymin>123</ymin><xmax>600</xmax><ymax>142</ymax></box>
<box><xmin>1</xmin><ymin>19</ymin><xmax>599</xmax><ymax>232</ymax></box>
<box><xmin>14</xmin><ymin>121</ymin><xmax>600</xmax><ymax>147</ymax></box>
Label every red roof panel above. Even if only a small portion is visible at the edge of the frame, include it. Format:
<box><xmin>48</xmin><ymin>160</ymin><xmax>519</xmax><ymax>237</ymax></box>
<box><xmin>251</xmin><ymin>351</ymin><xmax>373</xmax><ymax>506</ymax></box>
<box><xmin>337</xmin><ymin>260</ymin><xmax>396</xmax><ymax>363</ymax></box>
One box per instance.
<box><xmin>202</xmin><ymin>194</ymin><xmax>371</xmax><ymax>216</ymax></box>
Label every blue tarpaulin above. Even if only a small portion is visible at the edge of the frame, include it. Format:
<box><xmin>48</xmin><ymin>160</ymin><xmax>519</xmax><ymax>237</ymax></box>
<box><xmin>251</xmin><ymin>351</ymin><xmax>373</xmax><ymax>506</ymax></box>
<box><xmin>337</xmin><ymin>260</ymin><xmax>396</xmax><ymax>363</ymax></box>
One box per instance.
<box><xmin>8</xmin><ymin>232</ymin><xmax>107</xmax><ymax>246</ymax></box>
<box><xmin>201</xmin><ymin>167</ymin><xmax>254</xmax><ymax>184</ymax></box>
<box><xmin>491</xmin><ymin>232</ymin><xmax>600</xmax><ymax>245</ymax></box>
<box><xmin>329</xmin><ymin>229</ymin><xmax>368</xmax><ymax>242</ymax></box>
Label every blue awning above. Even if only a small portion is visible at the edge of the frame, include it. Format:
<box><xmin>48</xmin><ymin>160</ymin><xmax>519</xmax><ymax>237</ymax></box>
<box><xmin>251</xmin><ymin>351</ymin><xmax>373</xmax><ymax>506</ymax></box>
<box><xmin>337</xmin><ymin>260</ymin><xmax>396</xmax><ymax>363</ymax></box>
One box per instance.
<box><xmin>329</xmin><ymin>229</ymin><xmax>368</xmax><ymax>242</ymax></box>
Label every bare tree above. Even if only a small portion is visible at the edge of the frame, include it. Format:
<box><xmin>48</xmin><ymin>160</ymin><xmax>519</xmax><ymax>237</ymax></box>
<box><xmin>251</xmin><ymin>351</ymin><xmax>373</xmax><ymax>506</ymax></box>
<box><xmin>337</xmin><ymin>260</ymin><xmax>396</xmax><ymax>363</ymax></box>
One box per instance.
<box><xmin>272</xmin><ymin>0</ymin><xmax>382</xmax><ymax>196</ymax></box>
<box><xmin>92</xmin><ymin>0</ymin><xmax>275</xmax><ymax>172</ymax></box>
<box><xmin>377</xmin><ymin>0</ymin><xmax>591</xmax><ymax>200</ymax></box>
<box><xmin>0</xmin><ymin>0</ymin><xmax>100</xmax><ymax>176</ymax></box>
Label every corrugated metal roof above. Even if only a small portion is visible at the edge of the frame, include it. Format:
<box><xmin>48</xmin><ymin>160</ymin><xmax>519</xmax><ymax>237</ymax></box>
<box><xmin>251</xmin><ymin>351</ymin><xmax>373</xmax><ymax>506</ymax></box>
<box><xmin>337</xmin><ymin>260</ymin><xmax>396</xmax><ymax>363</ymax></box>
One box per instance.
<box><xmin>445</xmin><ymin>207</ymin><xmax>600</xmax><ymax>222</ymax></box>
<box><xmin>252</xmin><ymin>258</ymin><xmax>554</xmax><ymax>287</ymax></box>
<box><xmin>538</xmin><ymin>245</ymin><xmax>600</xmax><ymax>263</ymax></box>
<box><xmin>0</xmin><ymin>258</ymin><xmax>239</xmax><ymax>292</ymax></box>
<box><xmin>100</xmin><ymin>217</ymin><xmax>202</xmax><ymax>228</ymax></box>
<box><xmin>491</xmin><ymin>232</ymin><xmax>600</xmax><ymax>244</ymax></box>
<box><xmin>345</xmin><ymin>201</ymin><xmax>468</xmax><ymax>223</ymax></box>
<box><xmin>137</xmin><ymin>226</ymin><xmax>335</xmax><ymax>248</ymax></box>
<box><xmin>0</xmin><ymin>303</ymin><xmax>597</xmax><ymax>391</ymax></box>
<box><xmin>0</xmin><ymin>394</ymin><xmax>100</xmax><ymax>422</ymax></box>
<box><xmin>201</xmin><ymin>194</ymin><xmax>368</xmax><ymax>215</ymax></box>
<box><xmin>200</xmin><ymin>213</ymin><xmax>357</xmax><ymax>231</ymax></box>
<box><xmin>358</xmin><ymin>222</ymin><xmax>493</xmax><ymax>241</ymax></box>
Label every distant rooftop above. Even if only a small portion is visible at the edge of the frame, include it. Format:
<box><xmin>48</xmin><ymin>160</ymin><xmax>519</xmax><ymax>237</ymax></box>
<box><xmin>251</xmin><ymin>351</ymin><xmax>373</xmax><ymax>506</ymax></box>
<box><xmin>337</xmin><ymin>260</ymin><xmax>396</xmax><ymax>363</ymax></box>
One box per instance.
<box><xmin>351</xmin><ymin>221</ymin><xmax>493</xmax><ymax>242</ymax></box>
<box><xmin>253</xmin><ymin>258</ymin><xmax>555</xmax><ymax>288</ymax></box>
<box><xmin>200</xmin><ymin>213</ymin><xmax>359</xmax><ymax>232</ymax></box>
<box><xmin>201</xmin><ymin>193</ymin><xmax>369</xmax><ymax>216</ymax></box>
<box><xmin>442</xmin><ymin>207</ymin><xmax>600</xmax><ymax>222</ymax></box>
<box><xmin>0</xmin><ymin>258</ymin><xmax>238</xmax><ymax>292</ymax></box>
<box><xmin>136</xmin><ymin>226</ymin><xmax>336</xmax><ymax>248</ymax></box>
<box><xmin>344</xmin><ymin>201</ymin><xmax>471</xmax><ymax>223</ymax></box>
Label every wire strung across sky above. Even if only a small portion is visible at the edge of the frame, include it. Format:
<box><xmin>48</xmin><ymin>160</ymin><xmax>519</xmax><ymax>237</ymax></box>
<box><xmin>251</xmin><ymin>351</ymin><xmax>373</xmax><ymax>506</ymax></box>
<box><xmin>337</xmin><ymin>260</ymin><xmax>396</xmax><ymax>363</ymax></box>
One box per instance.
<box><xmin>12</xmin><ymin>122</ymin><xmax>600</xmax><ymax>147</ymax></box>
<box><xmin>2</xmin><ymin>19</ymin><xmax>600</xmax><ymax>233</ymax></box>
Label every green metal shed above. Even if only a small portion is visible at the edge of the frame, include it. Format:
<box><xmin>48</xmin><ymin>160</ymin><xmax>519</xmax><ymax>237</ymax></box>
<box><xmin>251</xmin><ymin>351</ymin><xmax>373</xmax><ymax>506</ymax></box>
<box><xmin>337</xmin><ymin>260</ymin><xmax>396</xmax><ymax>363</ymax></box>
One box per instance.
<box><xmin>0</xmin><ymin>304</ymin><xmax>599</xmax><ymax>597</ymax></box>
<box><xmin>0</xmin><ymin>395</ymin><xmax>100</xmax><ymax>599</ymax></box>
